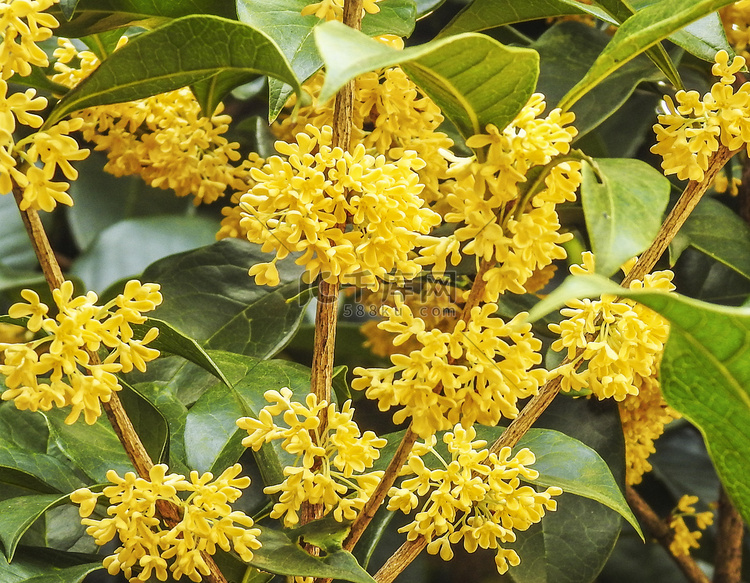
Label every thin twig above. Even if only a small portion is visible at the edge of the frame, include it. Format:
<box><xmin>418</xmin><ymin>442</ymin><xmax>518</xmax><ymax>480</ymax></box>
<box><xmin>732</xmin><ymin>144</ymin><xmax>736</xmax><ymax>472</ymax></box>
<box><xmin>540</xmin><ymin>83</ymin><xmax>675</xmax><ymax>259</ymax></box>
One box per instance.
<box><xmin>626</xmin><ymin>486</ymin><xmax>711</xmax><ymax>583</ymax></box>
<box><xmin>714</xmin><ymin>486</ymin><xmax>744</xmax><ymax>583</ymax></box>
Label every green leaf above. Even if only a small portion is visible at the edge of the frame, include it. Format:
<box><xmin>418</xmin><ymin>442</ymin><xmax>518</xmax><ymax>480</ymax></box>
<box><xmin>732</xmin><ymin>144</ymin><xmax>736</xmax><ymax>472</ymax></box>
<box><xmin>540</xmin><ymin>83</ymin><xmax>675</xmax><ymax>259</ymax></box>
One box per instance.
<box><xmin>0</xmin><ymin>494</ymin><xmax>69</xmax><ymax>561</ymax></box>
<box><xmin>671</xmin><ymin>198</ymin><xmax>750</xmax><ymax>281</ymax></box>
<box><xmin>132</xmin><ymin>317</ymin><xmax>231</xmax><ymax>387</ymax></box>
<box><xmin>49</xmin><ymin>0</ymin><xmax>237</xmax><ymax>37</ymax></box>
<box><xmin>139</xmin><ymin>239</ymin><xmax>309</xmax><ymax>360</ymax></box>
<box><xmin>45</xmin><ymin>15</ymin><xmax>299</xmax><ymax>127</ymax></box>
<box><xmin>182</xmin><ymin>352</ymin><xmax>312</xmax><ymax>483</ymax></box>
<box><xmin>0</xmin><ymin>548</ymin><xmax>102</xmax><ymax>582</ymax></box>
<box><xmin>70</xmin><ymin>216</ymin><xmax>220</xmax><ymax>293</ymax></box>
<box><xmin>416</xmin><ymin>0</ymin><xmax>446</xmax><ymax>18</ymax></box>
<box><xmin>528</xmin><ymin>273</ymin><xmax>750</xmax><ymax>526</ymax></box>
<box><xmin>44</xmin><ymin>408</ymin><xmax>133</xmax><ymax>483</ymax></box>
<box><xmin>440</xmin><ymin>0</ymin><xmax>612</xmax><ymax>36</ymax></box>
<box><xmin>22</xmin><ymin>563</ymin><xmax>104</xmax><ymax>583</ymax></box>
<box><xmin>581</xmin><ymin>158</ymin><xmax>670</xmax><ymax>276</ymax></box>
<box><xmin>250</xmin><ymin>517</ymin><xmax>375</xmax><ymax>583</ymax></box>
<box><xmin>558</xmin><ymin>0</ymin><xmax>738</xmax><ymax>110</ymax></box>
<box><xmin>315</xmin><ymin>22</ymin><xmax>539</xmax><ymax>139</ymax></box>
<box><xmin>191</xmin><ymin>71</ymin><xmax>259</xmax><ymax>115</ymax></box>
<box><xmin>0</xmin><ymin>192</ymin><xmax>38</xmax><ymax>272</ymax></box>
<box><xmin>508</xmin><ymin>397</ymin><xmax>624</xmax><ymax>583</ymax></box>
<box><xmin>118</xmin><ymin>379</ymin><xmax>169</xmax><ymax>465</ymax></box>
<box><xmin>59</xmin><ymin>0</ymin><xmax>81</xmax><ymax>20</ymax></box>
<box><xmin>237</xmin><ymin>0</ymin><xmax>416</xmax><ymax>121</ymax></box>
<box><xmin>533</xmin><ymin>22</ymin><xmax>667</xmax><ymax>137</ymax></box>
<box><xmin>0</xmin><ymin>406</ymin><xmax>85</xmax><ymax>494</ymax></box>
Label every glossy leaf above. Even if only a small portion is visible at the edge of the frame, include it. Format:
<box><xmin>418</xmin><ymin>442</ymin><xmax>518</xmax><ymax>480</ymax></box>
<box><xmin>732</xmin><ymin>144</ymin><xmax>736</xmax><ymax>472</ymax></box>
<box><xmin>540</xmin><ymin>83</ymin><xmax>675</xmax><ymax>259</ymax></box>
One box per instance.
<box><xmin>558</xmin><ymin>0</ymin><xmax>738</xmax><ymax>110</ymax></box>
<box><xmin>132</xmin><ymin>317</ymin><xmax>231</xmax><ymax>387</ymax></box>
<box><xmin>0</xmin><ymin>549</ymin><xmax>101</xmax><ymax>583</ymax></box>
<box><xmin>182</xmin><ymin>351</ymin><xmax>312</xmax><ymax>483</ymax></box>
<box><xmin>139</xmin><ymin>239</ymin><xmax>308</xmax><ymax>360</ymax></box>
<box><xmin>70</xmin><ymin>216</ymin><xmax>219</xmax><ymax>293</ymax></box>
<box><xmin>49</xmin><ymin>0</ymin><xmax>237</xmax><ymax>37</ymax></box>
<box><xmin>316</xmin><ymin>21</ymin><xmax>539</xmax><ymax>139</ymax></box>
<box><xmin>44</xmin><ymin>408</ymin><xmax>133</xmax><ymax>483</ymax></box>
<box><xmin>529</xmin><ymin>274</ymin><xmax>750</xmax><ymax>526</ymax></box>
<box><xmin>46</xmin><ymin>15</ymin><xmax>299</xmax><ymax>127</ymax></box>
<box><xmin>441</xmin><ymin>0</ymin><xmax>609</xmax><ymax>36</ymax></box>
<box><xmin>672</xmin><ymin>197</ymin><xmax>750</xmax><ymax>281</ymax></box>
<box><xmin>509</xmin><ymin>397</ymin><xmax>624</xmax><ymax>583</ymax></box>
<box><xmin>416</xmin><ymin>0</ymin><xmax>446</xmax><ymax>18</ymax></box>
<box><xmin>118</xmin><ymin>379</ymin><xmax>170</xmax><ymax>465</ymax></box>
<box><xmin>250</xmin><ymin>517</ymin><xmax>375</xmax><ymax>583</ymax></box>
<box><xmin>533</xmin><ymin>22</ymin><xmax>667</xmax><ymax>137</ymax></box>
<box><xmin>59</xmin><ymin>0</ymin><xmax>81</xmax><ymax>20</ymax></box>
<box><xmin>581</xmin><ymin>158</ymin><xmax>670</xmax><ymax>276</ymax></box>
<box><xmin>0</xmin><ymin>494</ymin><xmax>68</xmax><ymax>561</ymax></box>
<box><xmin>237</xmin><ymin>0</ymin><xmax>416</xmax><ymax>121</ymax></box>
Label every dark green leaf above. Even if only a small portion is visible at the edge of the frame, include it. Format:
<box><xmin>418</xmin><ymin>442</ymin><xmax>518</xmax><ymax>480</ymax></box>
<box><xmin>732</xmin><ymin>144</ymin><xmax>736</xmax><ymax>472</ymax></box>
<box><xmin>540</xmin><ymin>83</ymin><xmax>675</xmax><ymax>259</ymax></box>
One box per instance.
<box><xmin>0</xmin><ymin>191</ymin><xmax>38</xmax><ymax>273</ymax></box>
<box><xmin>528</xmin><ymin>273</ymin><xmax>750</xmax><ymax>526</ymax></box>
<box><xmin>118</xmin><ymin>378</ymin><xmax>170</xmax><ymax>465</ymax></box>
<box><xmin>440</xmin><ymin>0</ymin><xmax>611</xmax><ymax>36</ymax></box>
<box><xmin>581</xmin><ymin>158</ymin><xmax>670</xmax><ymax>276</ymax></box>
<box><xmin>44</xmin><ymin>408</ymin><xmax>133</xmax><ymax>483</ymax></box>
<box><xmin>59</xmin><ymin>0</ymin><xmax>81</xmax><ymax>20</ymax></box>
<box><xmin>132</xmin><ymin>317</ymin><xmax>231</xmax><ymax>387</ymax></box>
<box><xmin>316</xmin><ymin>22</ymin><xmax>539</xmax><ymax>139</ymax></box>
<box><xmin>49</xmin><ymin>0</ymin><xmax>237</xmax><ymax>37</ymax></box>
<box><xmin>533</xmin><ymin>22</ymin><xmax>667</xmax><ymax>137</ymax></box>
<box><xmin>672</xmin><ymin>198</ymin><xmax>750</xmax><ymax>281</ymax></box>
<box><xmin>558</xmin><ymin>0</ymin><xmax>738</xmax><ymax>110</ymax></box>
<box><xmin>0</xmin><ymin>493</ymin><xmax>68</xmax><ymax>560</ymax></box>
<box><xmin>250</xmin><ymin>518</ymin><xmax>375</xmax><ymax>583</ymax></box>
<box><xmin>46</xmin><ymin>15</ymin><xmax>299</xmax><ymax>127</ymax></box>
<box><xmin>139</xmin><ymin>239</ymin><xmax>308</xmax><ymax>360</ymax></box>
<box><xmin>22</xmin><ymin>562</ymin><xmax>103</xmax><ymax>583</ymax></box>
<box><xmin>416</xmin><ymin>0</ymin><xmax>446</xmax><ymax>18</ymax></box>
<box><xmin>192</xmin><ymin>71</ymin><xmax>259</xmax><ymax>115</ymax></box>
<box><xmin>70</xmin><ymin>216</ymin><xmax>219</xmax><ymax>293</ymax></box>
<box><xmin>0</xmin><ymin>548</ymin><xmax>101</xmax><ymax>583</ymax></box>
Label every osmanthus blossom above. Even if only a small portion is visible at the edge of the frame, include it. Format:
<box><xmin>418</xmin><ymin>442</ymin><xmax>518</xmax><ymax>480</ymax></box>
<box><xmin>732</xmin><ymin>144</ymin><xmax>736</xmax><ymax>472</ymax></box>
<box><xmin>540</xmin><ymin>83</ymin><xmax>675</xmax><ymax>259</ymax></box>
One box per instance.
<box><xmin>352</xmin><ymin>293</ymin><xmax>546</xmax><ymax>438</ymax></box>
<box><xmin>51</xmin><ymin>38</ymin><xmax>254</xmax><ymax>205</ymax></box>
<box><xmin>0</xmin><ymin>0</ymin><xmax>59</xmax><ymax>79</ymax></box>
<box><xmin>668</xmin><ymin>495</ymin><xmax>714</xmax><ymax>557</ymax></box>
<box><xmin>548</xmin><ymin>252</ymin><xmax>674</xmax><ymax>402</ymax></box>
<box><xmin>387</xmin><ymin>424</ymin><xmax>561</xmax><ymax>574</ymax></box>
<box><xmin>237</xmin><ymin>387</ymin><xmax>387</xmax><ymax>527</ymax></box>
<box><xmin>0</xmin><ymin>280</ymin><xmax>162</xmax><ymax>424</ymax></box>
<box><xmin>652</xmin><ymin>50</ymin><xmax>750</xmax><ymax>181</ymax></box>
<box><xmin>237</xmin><ymin>124</ymin><xmax>441</xmax><ymax>289</ymax></box>
<box><xmin>71</xmin><ymin>464</ymin><xmax>261</xmax><ymax>582</ymax></box>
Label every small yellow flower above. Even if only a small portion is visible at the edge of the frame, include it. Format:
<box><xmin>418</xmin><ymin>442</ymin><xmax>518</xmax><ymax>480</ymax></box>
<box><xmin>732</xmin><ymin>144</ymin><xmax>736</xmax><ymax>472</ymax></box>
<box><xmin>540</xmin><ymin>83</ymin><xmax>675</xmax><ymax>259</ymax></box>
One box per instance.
<box><xmin>0</xmin><ymin>0</ymin><xmax>60</xmax><ymax>79</ymax></box>
<box><xmin>301</xmin><ymin>0</ymin><xmax>381</xmax><ymax>22</ymax></box>
<box><xmin>669</xmin><ymin>494</ymin><xmax>714</xmax><ymax>557</ymax></box>
<box><xmin>237</xmin><ymin>388</ymin><xmax>386</xmax><ymax>526</ymax></box>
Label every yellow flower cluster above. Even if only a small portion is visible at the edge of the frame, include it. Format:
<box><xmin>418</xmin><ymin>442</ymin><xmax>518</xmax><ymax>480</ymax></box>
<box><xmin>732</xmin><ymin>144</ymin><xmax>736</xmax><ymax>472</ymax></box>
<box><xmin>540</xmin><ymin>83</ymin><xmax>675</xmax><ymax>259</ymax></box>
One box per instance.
<box><xmin>0</xmin><ymin>0</ymin><xmax>59</xmax><ymax>79</ymax></box>
<box><xmin>548</xmin><ymin>253</ymin><xmax>673</xmax><ymax>401</ymax></box>
<box><xmin>668</xmin><ymin>495</ymin><xmax>714</xmax><ymax>557</ymax></box>
<box><xmin>0</xmin><ymin>280</ymin><xmax>161</xmax><ymax>424</ymax></box>
<box><xmin>387</xmin><ymin>425</ymin><xmax>561</xmax><ymax>574</ymax></box>
<box><xmin>720</xmin><ymin>1</ymin><xmax>750</xmax><ymax>60</ymax></box>
<box><xmin>352</xmin><ymin>293</ymin><xmax>546</xmax><ymax>437</ymax></box>
<box><xmin>619</xmin><ymin>372</ymin><xmax>680</xmax><ymax>485</ymax></box>
<box><xmin>237</xmin><ymin>387</ymin><xmax>386</xmax><ymax>526</ymax></box>
<box><xmin>435</xmin><ymin>94</ymin><xmax>580</xmax><ymax>301</ymax></box>
<box><xmin>51</xmin><ymin>38</ymin><xmax>252</xmax><ymax>205</ymax></box>
<box><xmin>301</xmin><ymin>0</ymin><xmax>381</xmax><ymax>21</ymax></box>
<box><xmin>238</xmin><ymin>124</ymin><xmax>440</xmax><ymax>288</ymax></box>
<box><xmin>1</xmin><ymin>78</ymin><xmax>90</xmax><ymax>211</ymax></box>
<box><xmin>71</xmin><ymin>463</ymin><xmax>261</xmax><ymax>582</ymax></box>
<box><xmin>274</xmin><ymin>62</ymin><xmax>454</xmax><ymax>204</ymax></box>
<box><xmin>651</xmin><ymin>50</ymin><xmax>750</xmax><ymax>182</ymax></box>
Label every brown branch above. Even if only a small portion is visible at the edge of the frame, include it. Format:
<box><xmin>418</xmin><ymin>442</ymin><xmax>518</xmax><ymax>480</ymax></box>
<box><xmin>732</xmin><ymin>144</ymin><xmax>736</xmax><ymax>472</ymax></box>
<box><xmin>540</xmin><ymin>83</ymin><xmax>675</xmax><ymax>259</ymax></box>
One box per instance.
<box><xmin>714</xmin><ymin>486</ymin><xmax>744</xmax><ymax>583</ymax></box>
<box><xmin>12</xmin><ymin>184</ymin><xmax>228</xmax><ymax>583</ymax></box>
<box><xmin>626</xmin><ymin>486</ymin><xmax>711</xmax><ymax>583</ymax></box>
<box><xmin>374</xmin><ymin>536</ymin><xmax>427</xmax><ymax>583</ymax></box>
<box><xmin>489</xmin><ymin>145</ymin><xmax>736</xmax><ymax>454</ymax></box>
